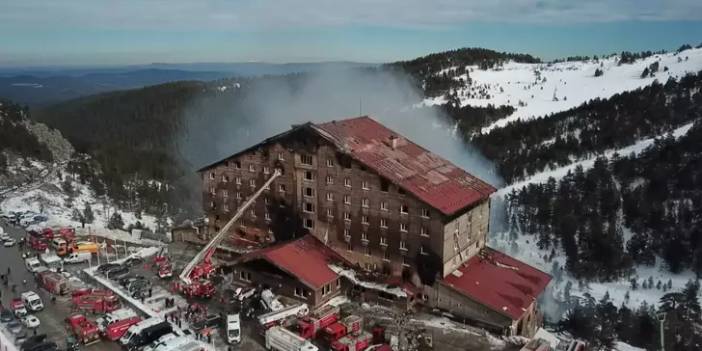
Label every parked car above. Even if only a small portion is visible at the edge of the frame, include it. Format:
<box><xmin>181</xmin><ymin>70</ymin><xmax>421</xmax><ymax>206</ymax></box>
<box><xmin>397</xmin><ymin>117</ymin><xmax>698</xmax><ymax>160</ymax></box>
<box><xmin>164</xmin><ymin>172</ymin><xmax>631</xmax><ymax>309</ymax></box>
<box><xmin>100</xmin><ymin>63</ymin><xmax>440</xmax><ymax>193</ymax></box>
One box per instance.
<box><xmin>63</xmin><ymin>252</ymin><xmax>91</xmax><ymax>264</ymax></box>
<box><xmin>21</xmin><ymin>315</ymin><xmax>41</xmax><ymax>328</ymax></box>
<box><xmin>7</xmin><ymin>320</ymin><xmax>23</xmax><ymax>334</ymax></box>
<box><xmin>1</xmin><ymin>308</ymin><xmax>14</xmax><ymax>322</ymax></box>
<box><xmin>97</xmin><ymin>263</ymin><xmax>120</xmax><ymax>275</ymax></box>
<box><xmin>123</xmin><ymin>256</ymin><xmax>144</xmax><ymax>267</ymax></box>
<box><xmin>4</xmin><ymin>238</ymin><xmax>16</xmax><ymax>247</ymax></box>
<box><xmin>106</xmin><ymin>265</ymin><xmax>130</xmax><ymax>280</ymax></box>
<box><xmin>119</xmin><ymin>275</ymin><xmax>145</xmax><ymax>288</ymax></box>
<box><xmin>191</xmin><ymin>314</ymin><xmax>222</xmax><ymax>331</ymax></box>
<box><xmin>14</xmin><ymin>330</ymin><xmax>29</xmax><ymax>346</ymax></box>
<box><xmin>0</xmin><ymin>233</ymin><xmax>10</xmax><ymax>241</ymax></box>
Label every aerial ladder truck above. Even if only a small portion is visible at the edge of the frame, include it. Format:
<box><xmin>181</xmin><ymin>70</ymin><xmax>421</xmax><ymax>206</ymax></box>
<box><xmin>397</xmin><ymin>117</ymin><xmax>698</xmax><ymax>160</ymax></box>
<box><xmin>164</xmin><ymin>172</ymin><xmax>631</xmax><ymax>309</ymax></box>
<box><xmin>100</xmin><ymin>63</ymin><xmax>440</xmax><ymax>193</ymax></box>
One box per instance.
<box><xmin>175</xmin><ymin>170</ymin><xmax>281</xmax><ymax>298</ymax></box>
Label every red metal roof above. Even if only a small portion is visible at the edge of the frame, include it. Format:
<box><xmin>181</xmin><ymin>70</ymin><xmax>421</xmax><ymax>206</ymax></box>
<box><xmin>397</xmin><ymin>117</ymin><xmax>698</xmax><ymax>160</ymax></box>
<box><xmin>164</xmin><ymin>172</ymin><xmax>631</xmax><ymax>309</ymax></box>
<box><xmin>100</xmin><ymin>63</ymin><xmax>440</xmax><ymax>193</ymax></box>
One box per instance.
<box><xmin>440</xmin><ymin>247</ymin><xmax>552</xmax><ymax>320</ymax></box>
<box><xmin>313</xmin><ymin>116</ymin><xmax>496</xmax><ymax>215</ymax></box>
<box><xmin>240</xmin><ymin>235</ymin><xmax>342</xmax><ymax>290</ymax></box>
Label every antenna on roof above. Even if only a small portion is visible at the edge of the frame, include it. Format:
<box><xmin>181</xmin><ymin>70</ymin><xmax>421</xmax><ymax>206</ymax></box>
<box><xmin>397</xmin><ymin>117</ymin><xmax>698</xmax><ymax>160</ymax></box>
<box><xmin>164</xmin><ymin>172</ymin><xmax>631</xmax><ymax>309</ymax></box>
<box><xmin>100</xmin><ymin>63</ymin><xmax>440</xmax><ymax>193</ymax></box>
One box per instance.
<box><xmin>359</xmin><ymin>97</ymin><xmax>363</xmax><ymax>116</ymax></box>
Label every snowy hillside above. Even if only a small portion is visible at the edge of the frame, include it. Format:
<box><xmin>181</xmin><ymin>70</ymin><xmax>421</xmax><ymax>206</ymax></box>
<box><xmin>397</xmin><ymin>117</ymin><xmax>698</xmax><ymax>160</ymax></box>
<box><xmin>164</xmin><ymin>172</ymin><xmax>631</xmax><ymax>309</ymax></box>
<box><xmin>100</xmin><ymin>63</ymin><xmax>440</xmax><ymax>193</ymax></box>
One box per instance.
<box><xmin>423</xmin><ymin>48</ymin><xmax>702</xmax><ymax>134</ymax></box>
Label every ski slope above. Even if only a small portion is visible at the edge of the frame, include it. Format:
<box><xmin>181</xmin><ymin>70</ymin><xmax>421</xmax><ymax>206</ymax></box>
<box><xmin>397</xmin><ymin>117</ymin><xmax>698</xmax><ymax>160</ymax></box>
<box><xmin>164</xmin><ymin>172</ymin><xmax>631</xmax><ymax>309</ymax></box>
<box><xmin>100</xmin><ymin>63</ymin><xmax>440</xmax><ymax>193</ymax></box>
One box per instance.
<box><xmin>423</xmin><ymin>48</ymin><xmax>702</xmax><ymax>134</ymax></box>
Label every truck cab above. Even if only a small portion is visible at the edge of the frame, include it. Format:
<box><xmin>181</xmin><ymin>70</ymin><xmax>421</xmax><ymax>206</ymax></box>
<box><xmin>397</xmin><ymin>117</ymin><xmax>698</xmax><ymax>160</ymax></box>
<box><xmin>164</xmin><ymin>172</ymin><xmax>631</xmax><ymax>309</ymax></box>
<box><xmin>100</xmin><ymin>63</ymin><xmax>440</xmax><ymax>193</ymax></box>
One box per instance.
<box><xmin>25</xmin><ymin>257</ymin><xmax>42</xmax><ymax>272</ymax></box>
<box><xmin>227</xmin><ymin>314</ymin><xmax>241</xmax><ymax>344</ymax></box>
<box><xmin>21</xmin><ymin>291</ymin><xmax>44</xmax><ymax>312</ymax></box>
<box><xmin>52</xmin><ymin>238</ymin><xmax>68</xmax><ymax>256</ymax></box>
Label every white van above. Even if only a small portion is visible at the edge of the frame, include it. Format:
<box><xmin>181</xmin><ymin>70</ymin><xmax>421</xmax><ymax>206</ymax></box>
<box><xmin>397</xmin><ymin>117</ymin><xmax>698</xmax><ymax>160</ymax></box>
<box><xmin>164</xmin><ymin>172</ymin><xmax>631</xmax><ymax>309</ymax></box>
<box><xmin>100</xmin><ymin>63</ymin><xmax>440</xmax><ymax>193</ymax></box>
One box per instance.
<box><xmin>63</xmin><ymin>252</ymin><xmax>92</xmax><ymax>264</ymax></box>
<box><xmin>119</xmin><ymin>317</ymin><xmax>163</xmax><ymax>346</ymax></box>
<box><xmin>226</xmin><ymin>314</ymin><xmax>241</xmax><ymax>344</ymax></box>
<box><xmin>25</xmin><ymin>257</ymin><xmax>42</xmax><ymax>272</ymax></box>
<box><xmin>21</xmin><ymin>291</ymin><xmax>44</xmax><ymax>312</ymax></box>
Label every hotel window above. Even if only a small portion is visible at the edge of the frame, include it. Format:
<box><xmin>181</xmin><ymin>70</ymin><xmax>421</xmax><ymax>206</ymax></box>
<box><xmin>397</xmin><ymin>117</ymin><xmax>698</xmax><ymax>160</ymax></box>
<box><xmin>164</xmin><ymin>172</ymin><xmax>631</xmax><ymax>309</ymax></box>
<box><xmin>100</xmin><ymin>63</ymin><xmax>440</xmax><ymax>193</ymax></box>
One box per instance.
<box><xmin>239</xmin><ymin>271</ymin><xmax>251</xmax><ymax>282</ymax></box>
<box><xmin>236</xmin><ymin>192</ymin><xmax>241</xmax><ymax>199</ymax></box>
<box><xmin>265</xmin><ymin>212</ymin><xmax>271</xmax><ymax>221</ymax></box>
<box><xmin>304</xmin><ymin>219</ymin><xmax>314</xmax><ymax>229</ymax></box>
<box><xmin>362</xmin><ymin>181</ymin><xmax>369</xmax><ymax>190</ymax></box>
<box><xmin>326</xmin><ymin>192</ymin><xmax>334</xmax><ymax>201</ymax></box>
<box><xmin>344</xmin><ymin>228</ymin><xmax>351</xmax><ymax>241</ymax></box>
<box><xmin>222</xmin><ymin>175</ymin><xmax>229</xmax><ymax>183</ymax></box>
<box><xmin>420</xmin><ymin>226</ymin><xmax>429</xmax><ymax>237</ymax></box>
<box><xmin>380</xmin><ymin>179</ymin><xmax>389</xmax><ymax>192</ymax></box>
<box><xmin>249</xmin><ymin>179</ymin><xmax>256</xmax><ymax>188</ymax></box>
<box><xmin>221</xmin><ymin>189</ymin><xmax>228</xmax><ymax>198</ymax></box>
<box><xmin>361</xmin><ymin>232</ymin><xmax>368</xmax><ymax>241</ymax></box>
<box><xmin>304</xmin><ymin>202</ymin><xmax>314</xmax><ymax>213</ymax></box>
<box><xmin>294</xmin><ymin>287</ymin><xmax>306</xmax><ymax>298</ymax></box>
<box><xmin>209</xmin><ymin>172</ymin><xmax>215</xmax><ymax>179</ymax></box>
<box><xmin>304</xmin><ymin>187</ymin><xmax>314</xmax><ymax>197</ymax></box>
<box><xmin>326</xmin><ymin>176</ymin><xmax>334</xmax><ymax>185</ymax></box>
<box><xmin>361</xmin><ymin>198</ymin><xmax>369</xmax><ymax>208</ymax></box>
<box><xmin>278</xmin><ymin>184</ymin><xmax>286</xmax><ymax>193</ymax></box>
<box><xmin>223</xmin><ymin>204</ymin><xmax>229</xmax><ymax>212</ymax></box>
<box><xmin>400</xmin><ymin>240</ymin><xmax>407</xmax><ymax>251</ymax></box>
<box><xmin>421</xmin><ymin>208</ymin><xmax>430</xmax><ymax>218</ymax></box>
<box><xmin>326</xmin><ymin>208</ymin><xmax>333</xmax><ymax>218</ymax></box>
<box><xmin>304</xmin><ymin>171</ymin><xmax>314</xmax><ymax>181</ymax></box>
<box><xmin>380</xmin><ymin>218</ymin><xmax>388</xmax><ymax>228</ymax></box>
<box><xmin>420</xmin><ymin>245</ymin><xmax>428</xmax><ymax>255</ymax></box>
<box><xmin>263</xmin><ymin>166</ymin><xmax>270</xmax><ymax>175</ymax></box>
<box><xmin>380</xmin><ymin>201</ymin><xmax>388</xmax><ymax>211</ymax></box>
<box><xmin>277</xmin><ymin>152</ymin><xmax>284</xmax><ymax>161</ymax></box>
<box><xmin>250</xmin><ymin>209</ymin><xmax>256</xmax><ymax>218</ymax></box>
<box><xmin>209</xmin><ymin>187</ymin><xmax>215</xmax><ymax>195</ymax></box>
<box><xmin>344</xmin><ymin>212</ymin><xmax>351</xmax><ymax>221</ymax></box>
<box><xmin>380</xmin><ymin>237</ymin><xmax>388</xmax><ymax>246</ymax></box>
<box><xmin>235</xmin><ymin>177</ymin><xmax>241</xmax><ymax>185</ymax></box>
<box><xmin>300</xmin><ymin>154</ymin><xmax>313</xmax><ymax>165</ymax></box>
<box><xmin>326</xmin><ymin>159</ymin><xmax>334</xmax><ymax>167</ymax></box>
<box><xmin>400</xmin><ymin>223</ymin><xmax>408</xmax><ymax>232</ymax></box>
<box><xmin>361</xmin><ymin>215</ymin><xmax>369</xmax><ymax>225</ymax></box>
<box><xmin>402</xmin><ymin>256</ymin><xmax>410</xmax><ymax>266</ymax></box>
<box><xmin>248</xmin><ymin>164</ymin><xmax>255</xmax><ymax>172</ymax></box>
<box><xmin>344</xmin><ymin>195</ymin><xmax>351</xmax><ymax>205</ymax></box>
<box><xmin>383</xmin><ymin>250</ymin><xmax>390</xmax><ymax>261</ymax></box>
<box><xmin>234</xmin><ymin>161</ymin><xmax>241</xmax><ymax>169</ymax></box>
<box><xmin>400</xmin><ymin>204</ymin><xmax>409</xmax><ymax>215</ymax></box>
<box><xmin>344</xmin><ymin>178</ymin><xmax>351</xmax><ymax>187</ymax></box>
<box><xmin>264</xmin><ymin>196</ymin><xmax>270</xmax><ymax>204</ymax></box>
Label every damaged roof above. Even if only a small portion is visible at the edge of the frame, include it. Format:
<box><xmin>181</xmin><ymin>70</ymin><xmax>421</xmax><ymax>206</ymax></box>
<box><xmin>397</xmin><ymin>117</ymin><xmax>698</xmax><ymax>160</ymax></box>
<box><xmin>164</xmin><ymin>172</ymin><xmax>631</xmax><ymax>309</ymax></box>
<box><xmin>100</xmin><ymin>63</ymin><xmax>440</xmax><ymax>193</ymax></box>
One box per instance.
<box><xmin>313</xmin><ymin>116</ymin><xmax>496</xmax><ymax>215</ymax></box>
<box><xmin>440</xmin><ymin>247</ymin><xmax>552</xmax><ymax>320</ymax></box>
<box><xmin>238</xmin><ymin>235</ymin><xmax>343</xmax><ymax>290</ymax></box>
<box><xmin>199</xmin><ymin>115</ymin><xmax>496</xmax><ymax>215</ymax></box>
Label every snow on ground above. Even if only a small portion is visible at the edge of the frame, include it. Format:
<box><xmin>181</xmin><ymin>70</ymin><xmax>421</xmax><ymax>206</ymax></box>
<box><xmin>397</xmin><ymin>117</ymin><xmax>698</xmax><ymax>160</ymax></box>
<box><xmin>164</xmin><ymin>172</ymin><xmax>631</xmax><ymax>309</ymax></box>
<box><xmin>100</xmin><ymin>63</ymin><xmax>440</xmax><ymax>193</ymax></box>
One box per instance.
<box><xmin>614</xmin><ymin>341</ymin><xmax>646</xmax><ymax>351</ymax></box>
<box><xmin>0</xmin><ymin>158</ymin><xmax>162</xmax><ymax>246</ymax></box>
<box><xmin>495</xmin><ymin>121</ymin><xmax>695</xmax><ymax>197</ymax></box>
<box><xmin>329</xmin><ymin>264</ymin><xmax>408</xmax><ymax>298</ymax></box>
<box><xmin>423</xmin><ymin>48</ymin><xmax>702</xmax><ymax>134</ymax></box>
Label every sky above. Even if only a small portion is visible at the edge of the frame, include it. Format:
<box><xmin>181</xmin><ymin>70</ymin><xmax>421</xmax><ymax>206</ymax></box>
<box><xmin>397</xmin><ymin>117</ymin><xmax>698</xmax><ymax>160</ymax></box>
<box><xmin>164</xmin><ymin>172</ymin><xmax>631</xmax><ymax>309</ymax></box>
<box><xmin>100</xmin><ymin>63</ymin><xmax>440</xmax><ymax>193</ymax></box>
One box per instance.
<box><xmin>1</xmin><ymin>0</ymin><xmax>701</xmax><ymax>66</ymax></box>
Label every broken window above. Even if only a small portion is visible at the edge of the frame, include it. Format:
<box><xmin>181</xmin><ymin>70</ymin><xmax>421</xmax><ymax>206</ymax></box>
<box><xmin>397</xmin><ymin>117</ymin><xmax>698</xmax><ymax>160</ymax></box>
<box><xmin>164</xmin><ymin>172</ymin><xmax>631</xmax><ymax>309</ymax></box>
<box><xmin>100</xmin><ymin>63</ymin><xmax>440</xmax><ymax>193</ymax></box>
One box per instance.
<box><xmin>300</xmin><ymin>154</ymin><xmax>313</xmax><ymax>165</ymax></box>
<box><xmin>400</xmin><ymin>204</ymin><xmax>409</xmax><ymax>215</ymax></box>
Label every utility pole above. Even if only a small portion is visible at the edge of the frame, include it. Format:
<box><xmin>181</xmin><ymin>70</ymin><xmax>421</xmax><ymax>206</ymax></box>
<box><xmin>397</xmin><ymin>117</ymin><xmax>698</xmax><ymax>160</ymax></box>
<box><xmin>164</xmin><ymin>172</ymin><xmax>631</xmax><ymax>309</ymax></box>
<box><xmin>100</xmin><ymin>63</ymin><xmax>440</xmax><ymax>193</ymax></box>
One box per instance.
<box><xmin>657</xmin><ymin>312</ymin><xmax>666</xmax><ymax>351</ymax></box>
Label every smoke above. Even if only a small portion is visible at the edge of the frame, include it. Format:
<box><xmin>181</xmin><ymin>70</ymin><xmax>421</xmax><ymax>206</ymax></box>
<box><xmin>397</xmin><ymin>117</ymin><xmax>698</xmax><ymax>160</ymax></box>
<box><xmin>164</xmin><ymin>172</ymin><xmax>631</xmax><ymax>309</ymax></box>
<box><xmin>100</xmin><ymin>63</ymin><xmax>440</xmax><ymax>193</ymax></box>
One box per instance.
<box><xmin>177</xmin><ymin>67</ymin><xmax>502</xmax><ymax>194</ymax></box>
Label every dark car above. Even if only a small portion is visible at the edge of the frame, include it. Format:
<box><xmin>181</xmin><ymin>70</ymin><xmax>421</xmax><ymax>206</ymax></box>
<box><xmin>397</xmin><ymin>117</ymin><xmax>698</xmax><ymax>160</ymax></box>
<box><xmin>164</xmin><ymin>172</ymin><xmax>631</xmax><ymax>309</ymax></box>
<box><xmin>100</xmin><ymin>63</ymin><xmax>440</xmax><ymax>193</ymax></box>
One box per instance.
<box><xmin>96</xmin><ymin>263</ymin><xmax>120</xmax><ymax>275</ymax></box>
<box><xmin>124</xmin><ymin>256</ymin><xmax>144</xmax><ymax>267</ymax></box>
<box><xmin>119</xmin><ymin>275</ymin><xmax>145</xmax><ymax>288</ymax></box>
<box><xmin>192</xmin><ymin>314</ymin><xmax>223</xmax><ymax>331</ymax></box>
<box><xmin>1</xmin><ymin>308</ymin><xmax>14</xmax><ymax>322</ymax></box>
<box><xmin>20</xmin><ymin>334</ymin><xmax>54</xmax><ymax>351</ymax></box>
<box><xmin>106</xmin><ymin>265</ymin><xmax>130</xmax><ymax>280</ymax></box>
<box><xmin>127</xmin><ymin>279</ymin><xmax>151</xmax><ymax>294</ymax></box>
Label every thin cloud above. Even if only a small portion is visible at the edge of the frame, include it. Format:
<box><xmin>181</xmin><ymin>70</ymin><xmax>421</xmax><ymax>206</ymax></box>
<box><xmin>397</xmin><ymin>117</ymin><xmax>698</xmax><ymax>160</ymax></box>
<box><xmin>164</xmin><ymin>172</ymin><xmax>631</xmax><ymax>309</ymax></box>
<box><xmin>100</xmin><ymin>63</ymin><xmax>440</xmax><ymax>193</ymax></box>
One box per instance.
<box><xmin>1</xmin><ymin>0</ymin><xmax>701</xmax><ymax>31</ymax></box>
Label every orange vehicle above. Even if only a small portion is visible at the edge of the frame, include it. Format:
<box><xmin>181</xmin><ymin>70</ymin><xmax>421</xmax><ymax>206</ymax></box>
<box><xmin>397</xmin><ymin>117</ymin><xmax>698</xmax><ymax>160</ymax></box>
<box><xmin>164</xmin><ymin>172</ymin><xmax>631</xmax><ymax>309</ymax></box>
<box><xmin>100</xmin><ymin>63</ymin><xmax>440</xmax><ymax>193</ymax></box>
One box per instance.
<box><xmin>71</xmin><ymin>241</ymin><xmax>100</xmax><ymax>254</ymax></box>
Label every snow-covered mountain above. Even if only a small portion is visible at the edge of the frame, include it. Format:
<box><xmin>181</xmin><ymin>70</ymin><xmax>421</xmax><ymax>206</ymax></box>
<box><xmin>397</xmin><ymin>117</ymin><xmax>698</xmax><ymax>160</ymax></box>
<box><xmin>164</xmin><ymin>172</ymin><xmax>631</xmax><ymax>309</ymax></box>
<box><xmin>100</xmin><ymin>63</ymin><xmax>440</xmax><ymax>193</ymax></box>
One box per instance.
<box><xmin>423</xmin><ymin>47</ymin><xmax>702</xmax><ymax>134</ymax></box>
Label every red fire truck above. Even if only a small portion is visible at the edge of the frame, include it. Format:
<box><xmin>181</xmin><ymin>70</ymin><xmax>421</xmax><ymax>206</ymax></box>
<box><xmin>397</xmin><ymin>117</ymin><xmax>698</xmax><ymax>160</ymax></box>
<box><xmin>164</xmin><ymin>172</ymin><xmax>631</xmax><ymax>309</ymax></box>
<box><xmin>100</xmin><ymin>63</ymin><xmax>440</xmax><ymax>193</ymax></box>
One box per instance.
<box><xmin>104</xmin><ymin>316</ymin><xmax>142</xmax><ymax>341</ymax></box>
<box><xmin>72</xmin><ymin>289</ymin><xmax>120</xmax><ymax>313</ymax></box>
<box><xmin>298</xmin><ymin>305</ymin><xmax>340</xmax><ymax>339</ymax></box>
<box><xmin>331</xmin><ymin>331</ymin><xmax>372</xmax><ymax>351</ymax></box>
<box><xmin>37</xmin><ymin>270</ymin><xmax>69</xmax><ymax>295</ymax></box>
<box><xmin>66</xmin><ymin>314</ymin><xmax>100</xmax><ymax>345</ymax></box>
<box><xmin>323</xmin><ymin>315</ymin><xmax>364</xmax><ymax>344</ymax></box>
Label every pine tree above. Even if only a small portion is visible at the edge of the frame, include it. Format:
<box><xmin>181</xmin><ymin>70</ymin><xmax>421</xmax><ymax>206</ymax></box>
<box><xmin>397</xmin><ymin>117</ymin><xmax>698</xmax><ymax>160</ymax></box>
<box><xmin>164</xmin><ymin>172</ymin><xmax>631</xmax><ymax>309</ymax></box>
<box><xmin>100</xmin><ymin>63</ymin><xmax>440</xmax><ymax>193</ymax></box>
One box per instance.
<box><xmin>107</xmin><ymin>212</ymin><xmax>124</xmax><ymax>230</ymax></box>
<box><xmin>71</xmin><ymin>208</ymin><xmax>83</xmax><ymax>222</ymax></box>
<box><xmin>83</xmin><ymin>203</ymin><xmax>94</xmax><ymax>224</ymax></box>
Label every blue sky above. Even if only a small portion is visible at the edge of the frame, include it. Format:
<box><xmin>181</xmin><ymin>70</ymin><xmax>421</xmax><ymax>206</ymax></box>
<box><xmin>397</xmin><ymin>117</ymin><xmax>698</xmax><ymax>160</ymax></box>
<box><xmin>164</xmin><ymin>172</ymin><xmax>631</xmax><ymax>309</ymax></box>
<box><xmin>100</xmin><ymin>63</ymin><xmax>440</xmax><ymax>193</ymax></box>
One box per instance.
<box><xmin>1</xmin><ymin>0</ymin><xmax>701</xmax><ymax>66</ymax></box>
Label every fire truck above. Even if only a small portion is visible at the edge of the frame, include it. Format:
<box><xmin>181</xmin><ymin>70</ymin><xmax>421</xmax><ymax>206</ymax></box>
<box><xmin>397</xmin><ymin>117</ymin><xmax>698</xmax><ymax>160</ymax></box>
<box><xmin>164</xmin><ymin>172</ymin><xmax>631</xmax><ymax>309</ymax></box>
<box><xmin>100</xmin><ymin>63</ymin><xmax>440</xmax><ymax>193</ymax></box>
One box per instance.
<box><xmin>65</xmin><ymin>313</ymin><xmax>100</xmax><ymax>345</ymax></box>
<box><xmin>258</xmin><ymin>303</ymin><xmax>310</xmax><ymax>329</ymax></box>
<box><xmin>152</xmin><ymin>248</ymin><xmax>173</xmax><ymax>279</ymax></box>
<box><xmin>323</xmin><ymin>315</ymin><xmax>364</xmax><ymax>344</ymax></box>
<box><xmin>104</xmin><ymin>316</ymin><xmax>142</xmax><ymax>341</ymax></box>
<box><xmin>71</xmin><ymin>289</ymin><xmax>120</xmax><ymax>313</ymax></box>
<box><xmin>298</xmin><ymin>305</ymin><xmax>341</xmax><ymax>339</ymax></box>
<box><xmin>331</xmin><ymin>332</ymin><xmax>372</xmax><ymax>351</ymax></box>
<box><xmin>176</xmin><ymin>170</ymin><xmax>281</xmax><ymax>298</ymax></box>
<box><xmin>28</xmin><ymin>234</ymin><xmax>48</xmax><ymax>251</ymax></box>
<box><xmin>37</xmin><ymin>270</ymin><xmax>69</xmax><ymax>295</ymax></box>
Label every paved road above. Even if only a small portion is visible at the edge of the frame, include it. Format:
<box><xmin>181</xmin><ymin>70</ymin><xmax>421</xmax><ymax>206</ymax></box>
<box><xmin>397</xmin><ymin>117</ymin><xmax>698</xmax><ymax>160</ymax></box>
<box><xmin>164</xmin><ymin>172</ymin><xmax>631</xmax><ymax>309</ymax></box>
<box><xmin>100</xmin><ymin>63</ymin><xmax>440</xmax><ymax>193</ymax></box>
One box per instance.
<box><xmin>0</xmin><ymin>221</ymin><xmax>121</xmax><ymax>351</ymax></box>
